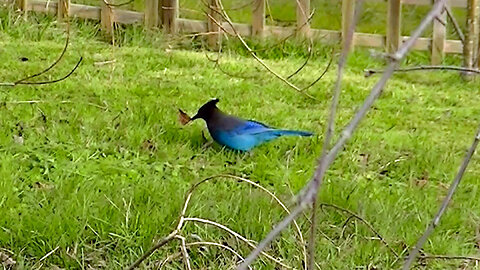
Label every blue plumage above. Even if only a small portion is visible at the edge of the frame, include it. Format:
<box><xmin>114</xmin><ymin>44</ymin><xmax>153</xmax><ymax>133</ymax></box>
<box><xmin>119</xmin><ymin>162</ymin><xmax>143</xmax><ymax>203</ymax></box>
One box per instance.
<box><xmin>190</xmin><ymin>99</ymin><xmax>313</xmax><ymax>151</ymax></box>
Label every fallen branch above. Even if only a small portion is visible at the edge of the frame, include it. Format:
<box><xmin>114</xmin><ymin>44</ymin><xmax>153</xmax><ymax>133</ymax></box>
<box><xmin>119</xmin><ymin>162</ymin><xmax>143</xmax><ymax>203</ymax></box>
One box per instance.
<box><xmin>402</xmin><ymin>124</ymin><xmax>480</xmax><ymax>269</ymax></box>
<box><xmin>364</xmin><ymin>65</ymin><xmax>480</xmax><ymax>77</ymax></box>
<box><xmin>320</xmin><ymin>203</ymin><xmax>399</xmax><ymax>258</ymax></box>
<box><xmin>238</xmin><ymin>1</ymin><xmax>447</xmax><ymax>268</ymax></box>
<box><xmin>186</xmin><ymin>241</ymin><xmax>252</xmax><ymax>270</ymax></box>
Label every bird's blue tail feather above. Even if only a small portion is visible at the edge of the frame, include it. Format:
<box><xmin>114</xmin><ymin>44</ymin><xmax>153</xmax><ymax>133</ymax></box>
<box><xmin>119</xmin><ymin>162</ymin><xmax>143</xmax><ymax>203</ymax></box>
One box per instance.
<box><xmin>275</xmin><ymin>130</ymin><xmax>313</xmax><ymax>137</ymax></box>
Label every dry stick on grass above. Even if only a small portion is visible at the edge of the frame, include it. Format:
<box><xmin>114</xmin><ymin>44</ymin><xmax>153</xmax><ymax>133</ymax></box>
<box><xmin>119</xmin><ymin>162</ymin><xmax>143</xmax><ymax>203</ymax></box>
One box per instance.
<box><xmin>364</xmin><ymin>65</ymin><xmax>480</xmax><ymax>77</ymax></box>
<box><xmin>127</xmin><ymin>174</ymin><xmax>303</xmax><ymax>269</ymax></box>
<box><xmin>319</xmin><ymin>203</ymin><xmax>399</xmax><ymax>257</ymax></box>
<box><xmin>402</xmin><ymin>125</ymin><xmax>480</xmax><ymax>269</ymax></box>
<box><xmin>237</xmin><ymin>1</ymin><xmax>447</xmax><ymax>269</ymax></box>
<box><xmin>307</xmin><ymin>2</ymin><xmax>362</xmax><ymax>269</ymax></box>
<box><xmin>184</xmin><ymin>217</ymin><xmax>291</xmax><ymax>268</ymax></box>
<box><xmin>186</xmin><ymin>241</ymin><xmax>252</xmax><ymax>269</ymax></box>
<box><xmin>445</xmin><ymin>5</ymin><xmax>465</xmax><ymax>43</ymax></box>
<box><xmin>419</xmin><ymin>255</ymin><xmax>480</xmax><ymax>262</ymax></box>
<box><xmin>176</xmin><ymin>235</ymin><xmax>192</xmax><ymax>270</ymax></box>
<box><xmin>209</xmin><ymin>0</ymin><xmax>318</xmax><ymax>101</ymax></box>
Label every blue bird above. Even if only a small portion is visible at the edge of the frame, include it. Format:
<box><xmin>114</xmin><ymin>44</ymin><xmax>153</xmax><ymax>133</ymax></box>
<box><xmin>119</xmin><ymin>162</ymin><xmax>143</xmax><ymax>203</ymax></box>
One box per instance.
<box><xmin>189</xmin><ymin>98</ymin><xmax>313</xmax><ymax>151</ymax></box>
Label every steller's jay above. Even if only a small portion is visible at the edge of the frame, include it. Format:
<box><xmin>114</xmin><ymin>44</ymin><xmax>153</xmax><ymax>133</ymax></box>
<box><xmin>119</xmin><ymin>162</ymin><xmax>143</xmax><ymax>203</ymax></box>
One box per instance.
<box><xmin>187</xmin><ymin>98</ymin><xmax>313</xmax><ymax>151</ymax></box>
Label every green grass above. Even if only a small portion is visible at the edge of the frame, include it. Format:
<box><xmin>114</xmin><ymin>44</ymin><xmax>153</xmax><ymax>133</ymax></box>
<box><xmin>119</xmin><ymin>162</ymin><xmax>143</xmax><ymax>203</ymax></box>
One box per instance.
<box><xmin>1</xmin><ymin>7</ymin><xmax>480</xmax><ymax>270</ymax></box>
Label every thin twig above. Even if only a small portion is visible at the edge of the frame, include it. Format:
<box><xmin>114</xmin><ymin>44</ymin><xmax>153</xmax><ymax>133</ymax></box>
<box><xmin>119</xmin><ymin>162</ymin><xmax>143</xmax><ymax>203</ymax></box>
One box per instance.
<box><xmin>299</xmin><ymin>54</ymin><xmax>333</xmax><ymax>92</ymax></box>
<box><xmin>210</xmin><ymin>0</ymin><xmax>318</xmax><ymax>100</ymax></box>
<box><xmin>307</xmin><ymin>2</ymin><xmax>362</xmax><ymax>269</ymax></box>
<box><xmin>126</xmin><ymin>230</ymin><xmax>179</xmax><ymax>270</ymax></box>
<box><xmin>238</xmin><ymin>1</ymin><xmax>447</xmax><ymax>269</ymax></box>
<box><xmin>176</xmin><ymin>235</ymin><xmax>192</xmax><ymax>270</ymax></box>
<box><xmin>445</xmin><ymin>5</ymin><xmax>465</xmax><ymax>43</ymax></box>
<box><xmin>419</xmin><ymin>254</ymin><xmax>480</xmax><ymax>261</ymax></box>
<box><xmin>184</xmin><ymin>217</ymin><xmax>291</xmax><ymax>268</ymax></box>
<box><xmin>14</xmin><ymin>19</ymin><xmax>70</xmax><ymax>84</ymax></box>
<box><xmin>319</xmin><ymin>203</ymin><xmax>399</xmax><ymax>257</ymax></box>
<box><xmin>402</xmin><ymin>124</ymin><xmax>480</xmax><ymax>269</ymax></box>
<box><xmin>186</xmin><ymin>241</ymin><xmax>252</xmax><ymax>270</ymax></box>
<box><xmin>286</xmin><ymin>41</ymin><xmax>313</xmax><ymax>80</ymax></box>
<box><xmin>364</xmin><ymin>65</ymin><xmax>480</xmax><ymax>77</ymax></box>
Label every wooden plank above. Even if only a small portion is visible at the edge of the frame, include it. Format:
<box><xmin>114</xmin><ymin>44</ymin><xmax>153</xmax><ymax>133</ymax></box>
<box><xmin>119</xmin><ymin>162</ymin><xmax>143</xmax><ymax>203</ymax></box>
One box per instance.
<box><xmin>144</xmin><ymin>0</ymin><xmax>158</xmax><ymax>28</ymax></box>
<box><xmin>29</xmin><ymin>0</ymin><xmax>56</xmax><ymax>14</ymax></box>
<box><xmin>464</xmin><ymin>0</ymin><xmax>478</xmax><ymax>70</ymax></box>
<box><xmin>207</xmin><ymin>0</ymin><xmax>220</xmax><ymax>49</ymax></box>
<box><xmin>57</xmin><ymin>0</ymin><xmax>69</xmax><ymax>20</ymax></box>
<box><xmin>355</xmin><ymin>32</ymin><xmax>385</xmax><ymax>48</ymax></box>
<box><xmin>101</xmin><ymin>0</ymin><xmax>114</xmax><ymax>38</ymax></box>
<box><xmin>177</xmin><ymin>18</ymin><xmax>207</xmax><ymax>32</ymax></box>
<box><xmin>113</xmin><ymin>9</ymin><xmax>143</xmax><ymax>24</ymax></box>
<box><xmin>431</xmin><ymin>1</ymin><xmax>446</xmax><ymax>64</ymax></box>
<box><xmin>296</xmin><ymin>0</ymin><xmax>310</xmax><ymax>37</ymax></box>
<box><xmin>15</xmin><ymin>0</ymin><xmax>27</xmax><ymax>13</ymax></box>
<box><xmin>445</xmin><ymin>39</ymin><xmax>463</xmax><ymax>53</ymax></box>
<box><xmin>403</xmin><ymin>0</ymin><xmax>466</xmax><ymax>7</ymax></box>
<box><xmin>386</xmin><ymin>0</ymin><xmax>401</xmax><ymax>53</ymax></box>
<box><xmin>252</xmin><ymin>0</ymin><xmax>264</xmax><ymax>37</ymax></box>
<box><xmin>70</xmin><ymin>3</ymin><xmax>101</xmax><ymax>20</ymax></box>
<box><xmin>342</xmin><ymin>0</ymin><xmax>355</xmax><ymax>50</ymax></box>
<box><xmin>160</xmin><ymin>0</ymin><xmax>178</xmax><ymax>33</ymax></box>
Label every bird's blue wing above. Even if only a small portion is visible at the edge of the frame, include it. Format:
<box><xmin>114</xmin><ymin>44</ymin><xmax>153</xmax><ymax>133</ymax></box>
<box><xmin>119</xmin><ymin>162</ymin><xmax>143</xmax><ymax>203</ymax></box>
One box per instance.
<box><xmin>231</xmin><ymin>120</ymin><xmax>272</xmax><ymax>135</ymax></box>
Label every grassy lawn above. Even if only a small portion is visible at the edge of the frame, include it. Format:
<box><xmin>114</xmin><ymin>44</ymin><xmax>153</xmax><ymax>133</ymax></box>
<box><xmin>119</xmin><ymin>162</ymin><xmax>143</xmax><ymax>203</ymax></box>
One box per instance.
<box><xmin>1</xmin><ymin>7</ymin><xmax>480</xmax><ymax>270</ymax></box>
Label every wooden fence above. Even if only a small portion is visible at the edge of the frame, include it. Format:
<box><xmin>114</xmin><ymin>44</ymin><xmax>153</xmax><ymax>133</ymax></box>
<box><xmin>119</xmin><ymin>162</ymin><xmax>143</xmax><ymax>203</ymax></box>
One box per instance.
<box><xmin>7</xmin><ymin>0</ymin><xmax>480</xmax><ymax>66</ymax></box>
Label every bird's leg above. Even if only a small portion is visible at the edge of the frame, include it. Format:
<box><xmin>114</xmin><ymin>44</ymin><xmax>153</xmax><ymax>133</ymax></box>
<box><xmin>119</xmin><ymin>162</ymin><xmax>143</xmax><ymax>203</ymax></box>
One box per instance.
<box><xmin>200</xmin><ymin>129</ymin><xmax>213</xmax><ymax>149</ymax></box>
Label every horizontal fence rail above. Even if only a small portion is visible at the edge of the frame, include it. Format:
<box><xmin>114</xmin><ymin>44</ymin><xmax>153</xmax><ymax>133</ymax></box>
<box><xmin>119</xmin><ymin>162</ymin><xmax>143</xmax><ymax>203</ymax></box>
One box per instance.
<box><xmin>3</xmin><ymin>0</ymin><xmax>479</xmax><ymax>64</ymax></box>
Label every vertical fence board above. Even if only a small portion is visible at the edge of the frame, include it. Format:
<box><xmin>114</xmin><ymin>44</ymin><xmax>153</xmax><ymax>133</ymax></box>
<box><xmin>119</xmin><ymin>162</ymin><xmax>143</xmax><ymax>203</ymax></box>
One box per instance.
<box><xmin>296</xmin><ymin>0</ymin><xmax>310</xmax><ymax>36</ymax></box>
<box><xmin>57</xmin><ymin>0</ymin><xmax>70</xmax><ymax>20</ymax></box>
<box><xmin>207</xmin><ymin>0</ymin><xmax>220</xmax><ymax>49</ymax></box>
<box><xmin>160</xmin><ymin>0</ymin><xmax>178</xmax><ymax>33</ymax></box>
<box><xmin>101</xmin><ymin>0</ymin><xmax>113</xmax><ymax>38</ymax></box>
<box><xmin>145</xmin><ymin>0</ymin><xmax>159</xmax><ymax>28</ymax></box>
<box><xmin>464</xmin><ymin>0</ymin><xmax>479</xmax><ymax>71</ymax></box>
<box><xmin>252</xmin><ymin>0</ymin><xmax>265</xmax><ymax>37</ymax></box>
<box><xmin>15</xmin><ymin>0</ymin><xmax>27</xmax><ymax>16</ymax></box>
<box><xmin>342</xmin><ymin>0</ymin><xmax>355</xmax><ymax>50</ymax></box>
<box><xmin>432</xmin><ymin>2</ymin><xmax>446</xmax><ymax>64</ymax></box>
<box><xmin>386</xmin><ymin>0</ymin><xmax>401</xmax><ymax>53</ymax></box>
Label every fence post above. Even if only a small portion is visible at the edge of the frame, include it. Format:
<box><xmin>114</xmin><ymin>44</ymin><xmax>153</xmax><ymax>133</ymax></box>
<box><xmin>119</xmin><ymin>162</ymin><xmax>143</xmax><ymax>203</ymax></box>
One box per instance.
<box><xmin>57</xmin><ymin>0</ymin><xmax>70</xmax><ymax>20</ymax></box>
<box><xmin>464</xmin><ymin>0</ymin><xmax>479</xmax><ymax>74</ymax></box>
<box><xmin>386</xmin><ymin>0</ymin><xmax>401</xmax><ymax>53</ymax></box>
<box><xmin>296</xmin><ymin>0</ymin><xmax>310</xmax><ymax>37</ymax></box>
<box><xmin>101</xmin><ymin>0</ymin><xmax>114</xmax><ymax>38</ymax></box>
<box><xmin>342</xmin><ymin>0</ymin><xmax>355</xmax><ymax>51</ymax></box>
<box><xmin>145</xmin><ymin>0</ymin><xmax>159</xmax><ymax>29</ymax></box>
<box><xmin>15</xmin><ymin>0</ymin><xmax>27</xmax><ymax>15</ymax></box>
<box><xmin>160</xmin><ymin>0</ymin><xmax>178</xmax><ymax>33</ymax></box>
<box><xmin>252</xmin><ymin>0</ymin><xmax>265</xmax><ymax>37</ymax></box>
<box><xmin>207</xmin><ymin>0</ymin><xmax>220</xmax><ymax>49</ymax></box>
<box><xmin>431</xmin><ymin>0</ymin><xmax>446</xmax><ymax>64</ymax></box>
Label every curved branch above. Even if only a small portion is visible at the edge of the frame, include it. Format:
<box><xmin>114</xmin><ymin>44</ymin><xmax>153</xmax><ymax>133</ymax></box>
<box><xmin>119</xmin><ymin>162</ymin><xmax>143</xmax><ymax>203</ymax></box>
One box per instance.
<box><xmin>365</xmin><ymin>65</ymin><xmax>480</xmax><ymax>77</ymax></box>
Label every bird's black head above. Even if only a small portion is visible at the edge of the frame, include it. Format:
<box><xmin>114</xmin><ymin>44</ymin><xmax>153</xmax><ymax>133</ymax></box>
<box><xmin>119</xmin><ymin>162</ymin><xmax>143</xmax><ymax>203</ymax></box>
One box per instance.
<box><xmin>191</xmin><ymin>98</ymin><xmax>219</xmax><ymax>121</ymax></box>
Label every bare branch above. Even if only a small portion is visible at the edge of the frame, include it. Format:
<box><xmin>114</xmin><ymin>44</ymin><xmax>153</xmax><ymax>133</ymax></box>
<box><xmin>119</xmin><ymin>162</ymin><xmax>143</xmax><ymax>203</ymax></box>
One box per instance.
<box><xmin>126</xmin><ymin>230</ymin><xmax>179</xmax><ymax>270</ymax></box>
<box><xmin>364</xmin><ymin>65</ymin><xmax>480</xmax><ymax>77</ymax></box>
<box><xmin>238</xmin><ymin>1</ymin><xmax>447</xmax><ymax>269</ymax></box>
<box><xmin>419</xmin><ymin>254</ymin><xmax>480</xmax><ymax>261</ymax></box>
<box><xmin>209</xmin><ymin>0</ymin><xmax>318</xmax><ymax>100</ymax></box>
<box><xmin>176</xmin><ymin>235</ymin><xmax>192</xmax><ymax>270</ymax></box>
<box><xmin>186</xmin><ymin>241</ymin><xmax>252</xmax><ymax>269</ymax></box>
<box><xmin>445</xmin><ymin>5</ymin><xmax>465</xmax><ymax>43</ymax></box>
<box><xmin>308</xmin><ymin>2</ymin><xmax>362</xmax><ymax>269</ymax></box>
<box><xmin>402</xmin><ymin>124</ymin><xmax>480</xmax><ymax>269</ymax></box>
<box><xmin>184</xmin><ymin>217</ymin><xmax>291</xmax><ymax>268</ymax></box>
<box><xmin>319</xmin><ymin>203</ymin><xmax>399</xmax><ymax>257</ymax></box>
